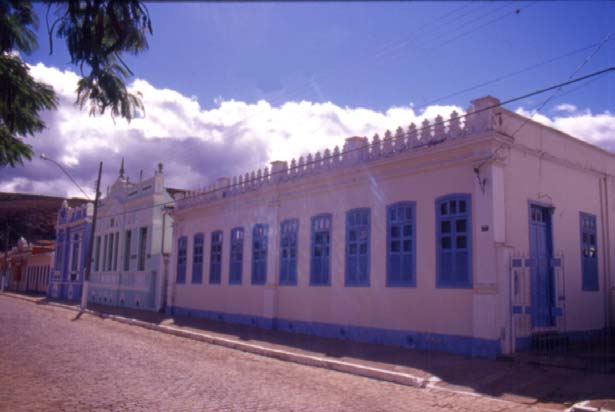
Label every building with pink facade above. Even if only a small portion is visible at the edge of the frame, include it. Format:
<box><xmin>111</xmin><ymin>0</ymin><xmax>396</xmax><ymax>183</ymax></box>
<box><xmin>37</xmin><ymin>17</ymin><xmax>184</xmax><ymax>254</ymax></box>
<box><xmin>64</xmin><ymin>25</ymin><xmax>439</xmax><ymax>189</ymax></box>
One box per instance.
<box><xmin>1</xmin><ymin>237</ymin><xmax>54</xmax><ymax>294</ymax></box>
<box><xmin>167</xmin><ymin>96</ymin><xmax>614</xmax><ymax>358</ymax></box>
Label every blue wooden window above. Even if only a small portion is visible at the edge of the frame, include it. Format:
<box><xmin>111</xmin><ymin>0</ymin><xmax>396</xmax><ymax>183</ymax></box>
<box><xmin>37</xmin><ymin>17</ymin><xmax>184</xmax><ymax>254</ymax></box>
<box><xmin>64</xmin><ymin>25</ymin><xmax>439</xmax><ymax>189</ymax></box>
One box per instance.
<box><xmin>229</xmin><ymin>227</ymin><xmax>244</xmax><ymax>284</ymax></box>
<box><xmin>310</xmin><ymin>214</ymin><xmax>331</xmax><ymax>285</ymax></box>
<box><xmin>70</xmin><ymin>233</ymin><xmax>80</xmax><ymax>272</ymax></box>
<box><xmin>279</xmin><ymin>219</ymin><xmax>298</xmax><ymax>285</ymax></box>
<box><xmin>94</xmin><ymin>236</ymin><xmax>101</xmax><ymax>272</ymax></box>
<box><xmin>176</xmin><ymin>236</ymin><xmax>187</xmax><ymax>284</ymax></box>
<box><xmin>123</xmin><ymin>230</ymin><xmax>131</xmax><ymax>271</ymax></box>
<box><xmin>436</xmin><ymin>194</ymin><xmax>472</xmax><ymax>288</ymax></box>
<box><xmin>387</xmin><ymin>202</ymin><xmax>416</xmax><ymax>286</ymax></box>
<box><xmin>102</xmin><ymin>234</ymin><xmax>108</xmax><ymax>271</ymax></box>
<box><xmin>55</xmin><ymin>231</ymin><xmax>64</xmax><ymax>271</ymax></box>
<box><xmin>191</xmin><ymin>233</ymin><xmax>204</xmax><ymax>284</ymax></box>
<box><xmin>137</xmin><ymin>227</ymin><xmax>147</xmax><ymax>271</ymax></box>
<box><xmin>580</xmin><ymin>212</ymin><xmax>598</xmax><ymax>291</ymax></box>
<box><xmin>209</xmin><ymin>231</ymin><xmax>222</xmax><ymax>284</ymax></box>
<box><xmin>345</xmin><ymin>208</ymin><xmax>370</xmax><ymax>286</ymax></box>
<box><xmin>252</xmin><ymin>224</ymin><xmax>268</xmax><ymax>285</ymax></box>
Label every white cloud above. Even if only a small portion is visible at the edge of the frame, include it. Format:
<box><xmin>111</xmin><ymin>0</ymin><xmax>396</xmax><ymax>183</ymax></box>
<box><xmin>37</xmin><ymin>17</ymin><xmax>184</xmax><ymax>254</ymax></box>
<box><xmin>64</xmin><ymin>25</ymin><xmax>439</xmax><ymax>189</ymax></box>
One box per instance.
<box><xmin>515</xmin><ymin>107</ymin><xmax>615</xmax><ymax>147</ymax></box>
<box><xmin>554</xmin><ymin>103</ymin><xmax>577</xmax><ymax>113</ymax></box>
<box><xmin>3</xmin><ymin>62</ymin><xmax>614</xmax><ymax>199</ymax></box>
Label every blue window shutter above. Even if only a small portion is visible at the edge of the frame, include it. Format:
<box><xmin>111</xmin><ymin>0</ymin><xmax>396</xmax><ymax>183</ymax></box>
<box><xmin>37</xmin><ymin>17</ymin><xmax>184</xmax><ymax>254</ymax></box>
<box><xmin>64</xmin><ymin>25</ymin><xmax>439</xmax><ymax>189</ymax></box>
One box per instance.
<box><xmin>436</xmin><ymin>195</ymin><xmax>471</xmax><ymax>288</ymax></box>
<box><xmin>251</xmin><ymin>224</ymin><xmax>268</xmax><ymax>285</ymax></box>
<box><xmin>229</xmin><ymin>228</ymin><xmax>243</xmax><ymax>284</ymax></box>
<box><xmin>310</xmin><ymin>214</ymin><xmax>331</xmax><ymax>285</ymax></box>
<box><xmin>345</xmin><ymin>208</ymin><xmax>370</xmax><ymax>286</ymax></box>
<box><xmin>386</xmin><ymin>202</ymin><xmax>416</xmax><ymax>287</ymax></box>
<box><xmin>191</xmin><ymin>233</ymin><xmax>204</xmax><ymax>284</ymax></box>
<box><xmin>580</xmin><ymin>213</ymin><xmax>598</xmax><ymax>291</ymax></box>
<box><xmin>209</xmin><ymin>231</ymin><xmax>222</xmax><ymax>284</ymax></box>
<box><xmin>176</xmin><ymin>236</ymin><xmax>187</xmax><ymax>284</ymax></box>
<box><xmin>280</xmin><ymin>219</ymin><xmax>298</xmax><ymax>285</ymax></box>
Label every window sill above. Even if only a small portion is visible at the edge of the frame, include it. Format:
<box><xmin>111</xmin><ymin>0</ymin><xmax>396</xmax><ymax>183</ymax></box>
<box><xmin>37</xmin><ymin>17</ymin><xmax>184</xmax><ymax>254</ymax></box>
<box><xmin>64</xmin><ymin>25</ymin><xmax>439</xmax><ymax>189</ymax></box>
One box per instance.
<box><xmin>435</xmin><ymin>282</ymin><xmax>473</xmax><ymax>289</ymax></box>
<box><xmin>345</xmin><ymin>281</ymin><xmax>370</xmax><ymax>287</ymax></box>
<box><xmin>386</xmin><ymin>282</ymin><xmax>416</xmax><ymax>288</ymax></box>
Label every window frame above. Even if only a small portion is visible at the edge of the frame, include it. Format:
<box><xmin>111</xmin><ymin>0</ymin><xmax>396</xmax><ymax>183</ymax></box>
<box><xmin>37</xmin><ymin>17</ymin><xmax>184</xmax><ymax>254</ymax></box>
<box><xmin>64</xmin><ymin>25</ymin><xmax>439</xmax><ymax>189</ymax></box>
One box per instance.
<box><xmin>229</xmin><ymin>227</ymin><xmax>244</xmax><ymax>285</ymax></box>
<box><xmin>176</xmin><ymin>236</ymin><xmax>187</xmax><ymax>284</ymax></box>
<box><xmin>123</xmin><ymin>229</ymin><xmax>131</xmax><ymax>272</ymax></box>
<box><xmin>279</xmin><ymin>219</ymin><xmax>299</xmax><ymax>286</ymax></box>
<box><xmin>436</xmin><ymin>193</ymin><xmax>472</xmax><ymax>289</ymax></box>
<box><xmin>345</xmin><ymin>208</ymin><xmax>371</xmax><ymax>287</ymax></box>
<box><xmin>137</xmin><ymin>227</ymin><xmax>147</xmax><ymax>272</ymax></box>
<box><xmin>580</xmin><ymin>212</ymin><xmax>599</xmax><ymax>291</ymax></box>
<box><xmin>70</xmin><ymin>233</ymin><xmax>80</xmax><ymax>273</ymax></box>
<box><xmin>113</xmin><ymin>232</ymin><xmax>119</xmax><ymax>271</ymax></box>
<box><xmin>55</xmin><ymin>231</ymin><xmax>64</xmax><ymax>271</ymax></box>
<box><xmin>310</xmin><ymin>213</ymin><xmax>332</xmax><ymax>286</ymax></box>
<box><xmin>192</xmin><ymin>233</ymin><xmax>204</xmax><ymax>284</ymax></box>
<box><xmin>209</xmin><ymin>230</ymin><xmax>223</xmax><ymax>284</ymax></box>
<box><xmin>386</xmin><ymin>201</ymin><xmax>417</xmax><ymax>287</ymax></box>
<box><xmin>94</xmin><ymin>236</ymin><xmax>101</xmax><ymax>272</ymax></box>
<box><xmin>102</xmin><ymin>234</ymin><xmax>108</xmax><ymax>271</ymax></box>
<box><xmin>251</xmin><ymin>224</ymin><xmax>268</xmax><ymax>285</ymax></box>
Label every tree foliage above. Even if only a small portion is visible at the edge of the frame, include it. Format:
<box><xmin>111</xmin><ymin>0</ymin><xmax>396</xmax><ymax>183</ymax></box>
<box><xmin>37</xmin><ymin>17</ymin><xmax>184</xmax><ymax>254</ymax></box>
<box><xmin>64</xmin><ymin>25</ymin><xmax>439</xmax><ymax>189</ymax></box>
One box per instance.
<box><xmin>0</xmin><ymin>1</ymin><xmax>56</xmax><ymax>166</ymax></box>
<box><xmin>0</xmin><ymin>0</ymin><xmax>152</xmax><ymax>167</ymax></box>
<box><xmin>50</xmin><ymin>0</ymin><xmax>152</xmax><ymax>119</ymax></box>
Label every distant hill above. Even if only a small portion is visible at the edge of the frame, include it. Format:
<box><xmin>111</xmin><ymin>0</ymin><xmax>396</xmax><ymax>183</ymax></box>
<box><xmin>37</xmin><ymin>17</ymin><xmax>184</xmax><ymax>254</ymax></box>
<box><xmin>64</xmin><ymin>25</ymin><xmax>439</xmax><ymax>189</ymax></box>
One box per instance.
<box><xmin>0</xmin><ymin>192</ymin><xmax>89</xmax><ymax>249</ymax></box>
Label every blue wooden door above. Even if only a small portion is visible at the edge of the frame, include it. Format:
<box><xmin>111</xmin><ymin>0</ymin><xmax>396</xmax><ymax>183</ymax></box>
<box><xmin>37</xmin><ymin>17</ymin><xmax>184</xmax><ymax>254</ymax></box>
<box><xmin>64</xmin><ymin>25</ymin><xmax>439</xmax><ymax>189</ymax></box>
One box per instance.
<box><xmin>529</xmin><ymin>205</ymin><xmax>554</xmax><ymax>327</ymax></box>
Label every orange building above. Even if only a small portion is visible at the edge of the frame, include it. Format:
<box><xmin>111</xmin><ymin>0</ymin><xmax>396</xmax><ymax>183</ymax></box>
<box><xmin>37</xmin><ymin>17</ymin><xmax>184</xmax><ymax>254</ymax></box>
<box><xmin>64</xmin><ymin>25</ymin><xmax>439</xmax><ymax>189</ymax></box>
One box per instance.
<box><xmin>1</xmin><ymin>237</ymin><xmax>54</xmax><ymax>294</ymax></box>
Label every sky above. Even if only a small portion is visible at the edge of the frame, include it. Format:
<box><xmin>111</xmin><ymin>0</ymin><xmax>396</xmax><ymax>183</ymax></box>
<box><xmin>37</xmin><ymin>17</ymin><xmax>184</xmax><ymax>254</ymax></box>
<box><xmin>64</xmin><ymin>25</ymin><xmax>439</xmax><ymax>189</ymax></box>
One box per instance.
<box><xmin>2</xmin><ymin>1</ymin><xmax>614</xmax><ymax>198</ymax></box>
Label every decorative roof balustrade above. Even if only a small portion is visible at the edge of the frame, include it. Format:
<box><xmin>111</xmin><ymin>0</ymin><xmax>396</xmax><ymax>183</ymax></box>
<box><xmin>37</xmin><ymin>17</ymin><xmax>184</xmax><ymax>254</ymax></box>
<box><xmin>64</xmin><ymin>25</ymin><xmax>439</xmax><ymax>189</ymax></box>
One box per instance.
<box><xmin>175</xmin><ymin>97</ymin><xmax>501</xmax><ymax>211</ymax></box>
<box><xmin>58</xmin><ymin>201</ymin><xmax>93</xmax><ymax>226</ymax></box>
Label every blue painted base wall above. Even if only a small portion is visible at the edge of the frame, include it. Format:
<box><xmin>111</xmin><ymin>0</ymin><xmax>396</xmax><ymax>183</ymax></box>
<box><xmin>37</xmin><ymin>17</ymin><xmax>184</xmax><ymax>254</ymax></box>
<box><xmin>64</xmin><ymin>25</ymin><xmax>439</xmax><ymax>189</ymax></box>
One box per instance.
<box><xmin>48</xmin><ymin>281</ymin><xmax>82</xmax><ymax>301</ymax></box>
<box><xmin>88</xmin><ymin>286</ymin><xmax>157</xmax><ymax>311</ymax></box>
<box><xmin>167</xmin><ymin>305</ymin><xmax>501</xmax><ymax>359</ymax></box>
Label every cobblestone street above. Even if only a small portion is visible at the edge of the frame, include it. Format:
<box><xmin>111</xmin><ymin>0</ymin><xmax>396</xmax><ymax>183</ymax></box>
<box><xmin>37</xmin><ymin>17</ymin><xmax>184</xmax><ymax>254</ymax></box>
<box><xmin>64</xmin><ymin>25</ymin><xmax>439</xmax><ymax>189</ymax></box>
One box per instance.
<box><xmin>0</xmin><ymin>296</ymin><xmax>551</xmax><ymax>412</ymax></box>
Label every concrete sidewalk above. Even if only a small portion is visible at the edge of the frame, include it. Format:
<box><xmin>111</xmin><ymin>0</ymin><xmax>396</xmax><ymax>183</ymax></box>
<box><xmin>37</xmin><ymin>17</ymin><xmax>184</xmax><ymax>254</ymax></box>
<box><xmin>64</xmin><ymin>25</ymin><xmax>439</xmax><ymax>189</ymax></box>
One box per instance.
<box><xmin>4</xmin><ymin>292</ymin><xmax>614</xmax><ymax>411</ymax></box>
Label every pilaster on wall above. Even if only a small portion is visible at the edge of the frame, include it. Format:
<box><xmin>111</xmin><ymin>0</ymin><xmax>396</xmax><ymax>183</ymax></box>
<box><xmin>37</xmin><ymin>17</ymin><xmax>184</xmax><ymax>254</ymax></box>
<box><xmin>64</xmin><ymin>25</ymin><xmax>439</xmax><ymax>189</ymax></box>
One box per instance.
<box><xmin>607</xmin><ymin>174</ymin><xmax>615</xmax><ymax>329</ymax></box>
<box><xmin>472</xmin><ymin>162</ymin><xmax>507</xmax><ymax>349</ymax></box>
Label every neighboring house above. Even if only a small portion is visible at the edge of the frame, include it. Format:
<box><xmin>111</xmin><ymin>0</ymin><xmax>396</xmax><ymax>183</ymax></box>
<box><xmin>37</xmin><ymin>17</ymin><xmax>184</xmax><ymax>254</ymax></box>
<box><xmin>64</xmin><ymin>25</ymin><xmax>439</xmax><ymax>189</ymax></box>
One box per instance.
<box><xmin>87</xmin><ymin>161</ymin><xmax>180</xmax><ymax>311</ymax></box>
<box><xmin>168</xmin><ymin>96</ymin><xmax>615</xmax><ymax>358</ymax></box>
<box><xmin>22</xmin><ymin>240</ymin><xmax>54</xmax><ymax>294</ymax></box>
<box><xmin>48</xmin><ymin>201</ymin><xmax>93</xmax><ymax>301</ymax></box>
<box><xmin>1</xmin><ymin>237</ymin><xmax>54</xmax><ymax>294</ymax></box>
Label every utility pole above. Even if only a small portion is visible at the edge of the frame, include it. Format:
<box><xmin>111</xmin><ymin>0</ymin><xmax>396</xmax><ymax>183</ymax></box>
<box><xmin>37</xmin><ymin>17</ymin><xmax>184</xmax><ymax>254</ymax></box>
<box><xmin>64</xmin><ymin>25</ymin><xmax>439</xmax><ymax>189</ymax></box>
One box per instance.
<box><xmin>80</xmin><ymin>162</ymin><xmax>103</xmax><ymax>311</ymax></box>
<box><xmin>1</xmin><ymin>221</ymin><xmax>8</xmax><ymax>292</ymax></box>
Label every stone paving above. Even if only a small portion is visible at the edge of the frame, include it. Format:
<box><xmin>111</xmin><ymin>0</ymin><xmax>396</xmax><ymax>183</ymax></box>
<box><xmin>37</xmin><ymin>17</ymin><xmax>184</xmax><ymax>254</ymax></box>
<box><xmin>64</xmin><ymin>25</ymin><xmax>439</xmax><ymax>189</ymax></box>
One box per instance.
<box><xmin>0</xmin><ymin>295</ymin><xmax>552</xmax><ymax>412</ymax></box>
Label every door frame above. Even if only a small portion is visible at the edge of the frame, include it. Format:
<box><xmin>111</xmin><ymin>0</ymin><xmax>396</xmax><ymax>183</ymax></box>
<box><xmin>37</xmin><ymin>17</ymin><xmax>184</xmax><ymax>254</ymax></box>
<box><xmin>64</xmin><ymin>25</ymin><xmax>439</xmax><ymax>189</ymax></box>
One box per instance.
<box><xmin>527</xmin><ymin>200</ymin><xmax>556</xmax><ymax>329</ymax></box>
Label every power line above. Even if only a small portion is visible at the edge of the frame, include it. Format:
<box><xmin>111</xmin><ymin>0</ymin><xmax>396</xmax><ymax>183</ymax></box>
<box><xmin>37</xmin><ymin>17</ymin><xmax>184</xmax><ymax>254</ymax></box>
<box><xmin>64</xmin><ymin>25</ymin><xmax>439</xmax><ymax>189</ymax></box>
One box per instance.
<box><xmin>95</xmin><ymin>67</ymin><xmax>615</xmax><ymax>221</ymax></box>
<box><xmin>416</xmin><ymin>38</ymin><xmax>614</xmax><ymax>109</ymax></box>
<box><xmin>508</xmin><ymin>33</ymin><xmax>613</xmax><ymax>140</ymax></box>
<box><xmin>475</xmin><ymin>35</ymin><xmax>613</xmax><ymax>170</ymax></box>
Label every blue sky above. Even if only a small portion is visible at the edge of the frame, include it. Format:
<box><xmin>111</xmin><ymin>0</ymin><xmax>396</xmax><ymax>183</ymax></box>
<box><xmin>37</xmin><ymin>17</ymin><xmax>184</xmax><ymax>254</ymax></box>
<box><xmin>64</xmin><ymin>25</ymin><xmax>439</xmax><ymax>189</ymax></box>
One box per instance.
<box><xmin>3</xmin><ymin>1</ymin><xmax>614</xmax><ymax>197</ymax></box>
<box><xmin>27</xmin><ymin>1</ymin><xmax>613</xmax><ymax>112</ymax></box>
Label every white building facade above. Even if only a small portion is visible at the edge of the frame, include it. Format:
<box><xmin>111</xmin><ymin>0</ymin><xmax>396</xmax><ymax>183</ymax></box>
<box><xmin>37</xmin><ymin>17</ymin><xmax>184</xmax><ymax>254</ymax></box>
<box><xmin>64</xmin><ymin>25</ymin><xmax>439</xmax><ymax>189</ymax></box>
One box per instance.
<box><xmin>88</xmin><ymin>162</ymin><xmax>177</xmax><ymax>311</ymax></box>
<box><xmin>168</xmin><ymin>96</ymin><xmax>615</xmax><ymax>358</ymax></box>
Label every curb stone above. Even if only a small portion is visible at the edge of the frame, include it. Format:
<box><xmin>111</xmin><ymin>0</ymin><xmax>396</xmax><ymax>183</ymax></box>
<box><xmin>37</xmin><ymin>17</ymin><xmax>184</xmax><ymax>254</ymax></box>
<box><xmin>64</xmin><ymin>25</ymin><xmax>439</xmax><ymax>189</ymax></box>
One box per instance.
<box><xmin>567</xmin><ymin>400</ymin><xmax>615</xmax><ymax>412</ymax></box>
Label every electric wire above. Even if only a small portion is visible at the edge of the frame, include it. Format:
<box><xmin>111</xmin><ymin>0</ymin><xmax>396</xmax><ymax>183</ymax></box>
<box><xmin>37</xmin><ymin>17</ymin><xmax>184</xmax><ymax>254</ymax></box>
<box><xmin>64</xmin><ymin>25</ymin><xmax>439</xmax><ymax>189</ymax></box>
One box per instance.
<box><xmin>475</xmin><ymin>33</ymin><xmax>613</xmax><ymax>170</ymax></box>
<box><xmin>91</xmin><ymin>67</ymin><xmax>615</xmax><ymax>221</ymax></box>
